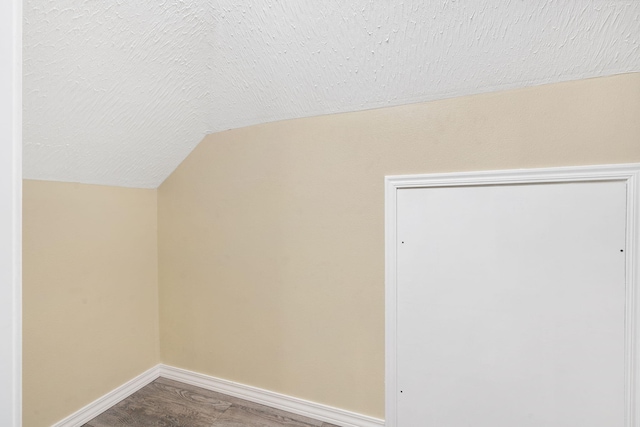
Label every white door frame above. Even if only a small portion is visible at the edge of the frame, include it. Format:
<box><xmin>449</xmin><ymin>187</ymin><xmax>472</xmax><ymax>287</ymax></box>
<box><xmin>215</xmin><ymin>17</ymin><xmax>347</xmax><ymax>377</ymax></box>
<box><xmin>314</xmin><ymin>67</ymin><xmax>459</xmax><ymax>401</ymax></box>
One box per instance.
<box><xmin>0</xmin><ymin>0</ymin><xmax>22</xmax><ymax>425</ymax></box>
<box><xmin>385</xmin><ymin>164</ymin><xmax>640</xmax><ymax>427</ymax></box>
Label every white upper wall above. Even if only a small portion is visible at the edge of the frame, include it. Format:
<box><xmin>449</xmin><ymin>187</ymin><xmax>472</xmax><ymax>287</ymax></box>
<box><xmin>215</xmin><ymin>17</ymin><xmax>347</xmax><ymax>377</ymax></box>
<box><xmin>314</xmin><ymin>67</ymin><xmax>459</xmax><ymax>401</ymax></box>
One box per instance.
<box><xmin>23</xmin><ymin>0</ymin><xmax>640</xmax><ymax>188</ymax></box>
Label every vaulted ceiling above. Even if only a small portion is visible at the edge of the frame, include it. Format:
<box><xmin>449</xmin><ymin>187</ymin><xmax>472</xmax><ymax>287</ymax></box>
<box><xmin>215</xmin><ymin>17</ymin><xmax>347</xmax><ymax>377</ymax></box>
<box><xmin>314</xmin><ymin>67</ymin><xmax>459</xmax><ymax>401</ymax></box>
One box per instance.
<box><xmin>23</xmin><ymin>1</ymin><xmax>640</xmax><ymax>188</ymax></box>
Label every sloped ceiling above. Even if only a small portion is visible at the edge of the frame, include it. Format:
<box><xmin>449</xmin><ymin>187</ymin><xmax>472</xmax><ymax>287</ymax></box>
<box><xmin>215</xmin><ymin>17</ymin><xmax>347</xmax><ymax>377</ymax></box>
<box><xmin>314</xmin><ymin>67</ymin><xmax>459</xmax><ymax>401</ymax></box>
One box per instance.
<box><xmin>23</xmin><ymin>1</ymin><xmax>640</xmax><ymax>188</ymax></box>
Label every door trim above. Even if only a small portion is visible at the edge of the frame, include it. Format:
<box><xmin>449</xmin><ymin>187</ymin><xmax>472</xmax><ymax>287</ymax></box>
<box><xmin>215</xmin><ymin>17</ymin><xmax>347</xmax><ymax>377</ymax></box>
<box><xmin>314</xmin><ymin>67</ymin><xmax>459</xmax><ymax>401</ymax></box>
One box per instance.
<box><xmin>385</xmin><ymin>163</ymin><xmax>640</xmax><ymax>427</ymax></box>
<box><xmin>0</xmin><ymin>0</ymin><xmax>22</xmax><ymax>425</ymax></box>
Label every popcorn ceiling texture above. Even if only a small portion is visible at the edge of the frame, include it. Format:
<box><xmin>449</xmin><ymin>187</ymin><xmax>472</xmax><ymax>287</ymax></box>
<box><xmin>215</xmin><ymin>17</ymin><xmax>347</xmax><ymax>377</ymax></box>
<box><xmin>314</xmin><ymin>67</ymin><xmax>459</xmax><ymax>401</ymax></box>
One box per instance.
<box><xmin>23</xmin><ymin>1</ymin><xmax>216</xmax><ymax>188</ymax></box>
<box><xmin>23</xmin><ymin>1</ymin><xmax>640</xmax><ymax>188</ymax></box>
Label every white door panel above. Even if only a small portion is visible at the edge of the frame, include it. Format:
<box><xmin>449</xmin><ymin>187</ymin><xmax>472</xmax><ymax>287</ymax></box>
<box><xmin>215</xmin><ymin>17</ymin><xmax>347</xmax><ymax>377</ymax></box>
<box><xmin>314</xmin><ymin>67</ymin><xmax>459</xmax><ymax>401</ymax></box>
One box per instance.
<box><xmin>396</xmin><ymin>181</ymin><xmax>626</xmax><ymax>426</ymax></box>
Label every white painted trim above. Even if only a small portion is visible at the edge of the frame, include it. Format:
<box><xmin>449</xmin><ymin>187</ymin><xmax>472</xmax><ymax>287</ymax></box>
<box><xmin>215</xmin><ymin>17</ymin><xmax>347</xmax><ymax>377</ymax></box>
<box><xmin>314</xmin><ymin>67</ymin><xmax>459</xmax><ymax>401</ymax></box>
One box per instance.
<box><xmin>51</xmin><ymin>366</ymin><xmax>161</xmax><ymax>427</ymax></box>
<box><xmin>385</xmin><ymin>163</ymin><xmax>640</xmax><ymax>427</ymax></box>
<box><xmin>159</xmin><ymin>364</ymin><xmax>385</xmax><ymax>427</ymax></box>
<box><xmin>48</xmin><ymin>364</ymin><xmax>384</xmax><ymax>427</ymax></box>
<box><xmin>0</xmin><ymin>0</ymin><xmax>22</xmax><ymax>425</ymax></box>
<box><xmin>626</xmin><ymin>170</ymin><xmax>640</xmax><ymax>426</ymax></box>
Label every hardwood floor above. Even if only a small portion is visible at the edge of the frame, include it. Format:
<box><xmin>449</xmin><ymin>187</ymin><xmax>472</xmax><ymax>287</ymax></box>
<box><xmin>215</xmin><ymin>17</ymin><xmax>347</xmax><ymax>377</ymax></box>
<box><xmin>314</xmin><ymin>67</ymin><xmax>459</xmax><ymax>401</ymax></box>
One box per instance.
<box><xmin>83</xmin><ymin>377</ymin><xmax>339</xmax><ymax>427</ymax></box>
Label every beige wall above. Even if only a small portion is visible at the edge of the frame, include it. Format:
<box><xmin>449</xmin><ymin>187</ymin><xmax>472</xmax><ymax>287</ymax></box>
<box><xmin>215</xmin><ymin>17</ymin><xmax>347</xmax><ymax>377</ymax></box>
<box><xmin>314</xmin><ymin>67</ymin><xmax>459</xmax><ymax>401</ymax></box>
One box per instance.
<box><xmin>158</xmin><ymin>73</ymin><xmax>640</xmax><ymax>419</ymax></box>
<box><xmin>22</xmin><ymin>74</ymin><xmax>640</xmax><ymax>425</ymax></box>
<box><xmin>23</xmin><ymin>181</ymin><xmax>159</xmax><ymax>427</ymax></box>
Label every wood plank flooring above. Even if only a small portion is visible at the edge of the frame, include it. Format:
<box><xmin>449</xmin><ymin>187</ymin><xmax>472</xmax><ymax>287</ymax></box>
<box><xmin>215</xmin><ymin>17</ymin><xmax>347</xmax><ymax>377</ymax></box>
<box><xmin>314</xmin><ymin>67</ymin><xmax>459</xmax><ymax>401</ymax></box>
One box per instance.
<box><xmin>83</xmin><ymin>377</ymin><xmax>339</xmax><ymax>427</ymax></box>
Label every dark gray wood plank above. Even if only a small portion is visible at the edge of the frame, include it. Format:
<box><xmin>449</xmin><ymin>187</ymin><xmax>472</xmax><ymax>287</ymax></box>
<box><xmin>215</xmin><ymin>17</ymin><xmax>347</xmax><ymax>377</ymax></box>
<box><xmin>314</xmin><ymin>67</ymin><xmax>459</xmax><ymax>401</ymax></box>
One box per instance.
<box><xmin>83</xmin><ymin>378</ymin><xmax>231</xmax><ymax>427</ymax></box>
<box><xmin>155</xmin><ymin>377</ymin><xmax>324</xmax><ymax>426</ymax></box>
<box><xmin>211</xmin><ymin>404</ymin><xmax>320</xmax><ymax>427</ymax></box>
<box><xmin>83</xmin><ymin>377</ymin><xmax>330</xmax><ymax>427</ymax></box>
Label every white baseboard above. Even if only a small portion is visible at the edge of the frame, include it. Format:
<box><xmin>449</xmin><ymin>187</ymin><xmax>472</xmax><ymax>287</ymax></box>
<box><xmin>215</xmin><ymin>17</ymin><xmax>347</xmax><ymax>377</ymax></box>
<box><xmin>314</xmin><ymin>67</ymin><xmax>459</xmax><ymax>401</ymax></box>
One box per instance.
<box><xmin>50</xmin><ymin>363</ymin><xmax>384</xmax><ymax>427</ymax></box>
<box><xmin>158</xmin><ymin>364</ymin><xmax>385</xmax><ymax>427</ymax></box>
<box><xmin>51</xmin><ymin>365</ymin><xmax>161</xmax><ymax>427</ymax></box>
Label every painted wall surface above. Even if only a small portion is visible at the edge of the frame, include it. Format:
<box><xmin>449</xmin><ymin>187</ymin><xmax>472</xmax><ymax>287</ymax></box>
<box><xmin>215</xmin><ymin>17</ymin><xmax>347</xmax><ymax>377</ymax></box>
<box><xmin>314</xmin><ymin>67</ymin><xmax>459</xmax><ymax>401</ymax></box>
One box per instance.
<box><xmin>158</xmin><ymin>73</ymin><xmax>640</xmax><ymax>418</ymax></box>
<box><xmin>23</xmin><ymin>181</ymin><xmax>159</xmax><ymax>427</ymax></box>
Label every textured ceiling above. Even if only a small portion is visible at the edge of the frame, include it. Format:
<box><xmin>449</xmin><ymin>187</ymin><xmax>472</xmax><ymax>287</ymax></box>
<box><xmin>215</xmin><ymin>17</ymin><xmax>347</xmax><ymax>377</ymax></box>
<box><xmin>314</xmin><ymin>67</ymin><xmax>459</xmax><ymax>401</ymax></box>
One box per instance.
<box><xmin>24</xmin><ymin>1</ymin><xmax>640</xmax><ymax>188</ymax></box>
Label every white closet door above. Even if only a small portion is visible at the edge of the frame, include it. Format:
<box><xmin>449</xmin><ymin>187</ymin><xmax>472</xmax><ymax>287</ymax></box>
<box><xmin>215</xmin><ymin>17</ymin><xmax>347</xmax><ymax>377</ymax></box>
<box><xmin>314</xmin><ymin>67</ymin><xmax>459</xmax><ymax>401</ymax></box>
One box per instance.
<box><xmin>396</xmin><ymin>181</ymin><xmax>627</xmax><ymax>427</ymax></box>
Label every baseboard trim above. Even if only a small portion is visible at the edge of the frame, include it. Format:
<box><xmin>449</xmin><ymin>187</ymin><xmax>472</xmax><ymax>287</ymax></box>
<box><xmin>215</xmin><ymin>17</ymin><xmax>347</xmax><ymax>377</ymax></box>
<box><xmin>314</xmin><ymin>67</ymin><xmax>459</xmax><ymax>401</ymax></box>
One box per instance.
<box><xmin>158</xmin><ymin>364</ymin><xmax>385</xmax><ymax>427</ymax></box>
<box><xmin>50</xmin><ymin>364</ymin><xmax>384</xmax><ymax>427</ymax></box>
<box><xmin>51</xmin><ymin>365</ymin><xmax>161</xmax><ymax>427</ymax></box>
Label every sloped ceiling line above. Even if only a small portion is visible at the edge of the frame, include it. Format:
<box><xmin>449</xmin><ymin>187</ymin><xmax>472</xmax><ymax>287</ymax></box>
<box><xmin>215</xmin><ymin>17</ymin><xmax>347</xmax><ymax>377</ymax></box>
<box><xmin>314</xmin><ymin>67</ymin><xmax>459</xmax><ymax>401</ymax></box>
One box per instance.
<box><xmin>23</xmin><ymin>0</ymin><xmax>640</xmax><ymax>188</ymax></box>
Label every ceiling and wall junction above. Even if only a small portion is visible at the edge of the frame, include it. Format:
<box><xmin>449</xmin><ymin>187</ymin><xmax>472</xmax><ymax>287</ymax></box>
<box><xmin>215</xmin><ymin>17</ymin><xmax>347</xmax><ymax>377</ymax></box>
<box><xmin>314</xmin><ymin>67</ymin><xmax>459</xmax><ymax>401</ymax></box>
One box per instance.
<box><xmin>23</xmin><ymin>1</ymin><xmax>640</xmax><ymax>188</ymax></box>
